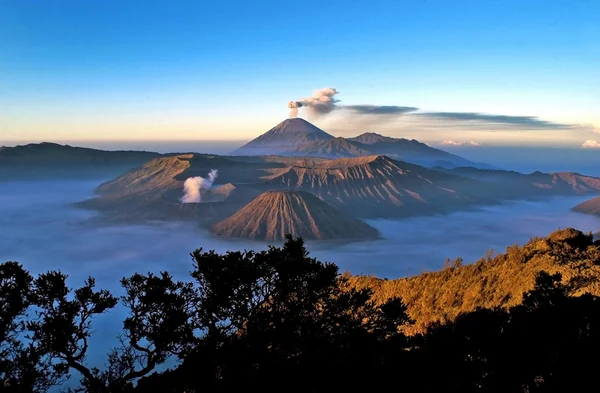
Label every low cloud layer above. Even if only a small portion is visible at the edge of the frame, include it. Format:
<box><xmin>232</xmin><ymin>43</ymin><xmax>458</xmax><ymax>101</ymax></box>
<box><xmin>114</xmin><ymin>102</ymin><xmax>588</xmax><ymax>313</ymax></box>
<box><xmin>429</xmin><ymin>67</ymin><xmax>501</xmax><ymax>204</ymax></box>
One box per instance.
<box><xmin>440</xmin><ymin>140</ymin><xmax>481</xmax><ymax>147</ymax></box>
<box><xmin>582</xmin><ymin>140</ymin><xmax>600</xmax><ymax>149</ymax></box>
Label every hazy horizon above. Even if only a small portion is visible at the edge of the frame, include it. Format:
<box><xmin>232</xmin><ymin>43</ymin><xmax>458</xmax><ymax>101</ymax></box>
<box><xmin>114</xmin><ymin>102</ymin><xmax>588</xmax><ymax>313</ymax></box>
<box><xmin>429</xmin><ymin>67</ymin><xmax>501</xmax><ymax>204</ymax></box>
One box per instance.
<box><xmin>3</xmin><ymin>138</ymin><xmax>599</xmax><ymax>177</ymax></box>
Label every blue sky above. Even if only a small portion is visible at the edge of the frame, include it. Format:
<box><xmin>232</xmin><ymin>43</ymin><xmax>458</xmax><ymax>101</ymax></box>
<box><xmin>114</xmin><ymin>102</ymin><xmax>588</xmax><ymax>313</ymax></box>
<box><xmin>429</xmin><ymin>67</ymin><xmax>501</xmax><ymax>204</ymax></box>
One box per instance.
<box><xmin>1</xmin><ymin>0</ymin><xmax>599</xmax><ymax>148</ymax></box>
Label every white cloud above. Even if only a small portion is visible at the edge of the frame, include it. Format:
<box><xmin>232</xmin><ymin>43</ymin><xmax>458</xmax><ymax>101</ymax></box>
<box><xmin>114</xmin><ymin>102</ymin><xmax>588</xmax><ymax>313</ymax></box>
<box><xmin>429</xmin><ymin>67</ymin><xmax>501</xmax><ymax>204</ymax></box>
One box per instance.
<box><xmin>440</xmin><ymin>140</ymin><xmax>481</xmax><ymax>146</ymax></box>
<box><xmin>577</xmin><ymin>123</ymin><xmax>600</xmax><ymax>134</ymax></box>
<box><xmin>441</xmin><ymin>140</ymin><xmax>462</xmax><ymax>146</ymax></box>
<box><xmin>581</xmin><ymin>140</ymin><xmax>600</xmax><ymax>149</ymax></box>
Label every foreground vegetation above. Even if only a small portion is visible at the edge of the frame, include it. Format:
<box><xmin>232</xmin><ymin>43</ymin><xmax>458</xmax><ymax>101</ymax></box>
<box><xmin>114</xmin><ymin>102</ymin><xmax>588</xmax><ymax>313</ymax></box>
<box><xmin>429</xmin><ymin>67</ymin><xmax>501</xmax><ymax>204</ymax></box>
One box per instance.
<box><xmin>349</xmin><ymin>227</ymin><xmax>600</xmax><ymax>333</ymax></box>
<box><xmin>1</xmin><ymin>229</ymin><xmax>600</xmax><ymax>392</ymax></box>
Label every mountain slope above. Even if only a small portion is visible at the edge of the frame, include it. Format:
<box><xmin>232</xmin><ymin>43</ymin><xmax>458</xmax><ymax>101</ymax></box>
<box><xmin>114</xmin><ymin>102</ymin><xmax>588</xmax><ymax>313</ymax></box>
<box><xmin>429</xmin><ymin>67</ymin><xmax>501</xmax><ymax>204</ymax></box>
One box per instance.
<box><xmin>0</xmin><ymin>142</ymin><xmax>160</xmax><ymax>181</ymax></box>
<box><xmin>79</xmin><ymin>154</ymin><xmax>265</xmax><ymax>225</ymax></box>
<box><xmin>347</xmin><ymin>132</ymin><xmax>399</xmax><ymax>145</ymax></box>
<box><xmin>442</xmin><ymin>167</ymin><xmax>600</xmax><ymax>196</ymax></box>
<box><xmin>348</xmin><ymin>228</ymin><xmax>600</xmax><ymax>334</ymax></box>
<box><xmin>211</xmin><ymin>190</ymin><xmax>379</xmax><ymax>241</ymax></box>
<box><xmin>257</xmin><ymin>155</ymin><xmax>477</xmax><ymax>217</ymax></box>
<box><xmin>348</xmin><ymin>133</ymin><xmax>488</xmax><ymax>169</ymax></box>
<box><xmin>572</xmin><ymin>196</ymin><xmax>600</xmax><ymax>215</ymax></box>
<box><xmin>233</xmin><ymin>118</ymin><xmax>334</xmax><ymax>155</ymax></box>
<box><xmin>289</xmin><ymin>137</ymin><xmax>372</xmax><ymax>158</ymax></box>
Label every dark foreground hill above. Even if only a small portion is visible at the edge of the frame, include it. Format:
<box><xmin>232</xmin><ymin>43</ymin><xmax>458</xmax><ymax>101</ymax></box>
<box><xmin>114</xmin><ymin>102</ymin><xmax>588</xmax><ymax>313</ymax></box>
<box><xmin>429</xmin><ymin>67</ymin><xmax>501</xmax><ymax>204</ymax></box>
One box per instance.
<box><xmin>0</xmin><ymin>142</ymin><xmax>161</xmax><ymax>181</ymax></box>
<box><xmin>211</xmin><ymin>190</ymin><xmax>379</xmax><ymax>241</ymax></box>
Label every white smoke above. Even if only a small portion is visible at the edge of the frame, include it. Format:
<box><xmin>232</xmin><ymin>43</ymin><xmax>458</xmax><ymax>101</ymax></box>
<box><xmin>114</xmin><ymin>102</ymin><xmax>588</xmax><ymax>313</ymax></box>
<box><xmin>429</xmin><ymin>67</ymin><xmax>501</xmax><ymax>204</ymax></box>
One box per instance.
<box><xmin>288</xmin><ymin>87</ymin><xmax>340</xmax><ymax>118</ymax></box>
<box><xmin>180</xmin><ymin>169</ymin><xmax>219</xmax><ymax>203</ymax></box>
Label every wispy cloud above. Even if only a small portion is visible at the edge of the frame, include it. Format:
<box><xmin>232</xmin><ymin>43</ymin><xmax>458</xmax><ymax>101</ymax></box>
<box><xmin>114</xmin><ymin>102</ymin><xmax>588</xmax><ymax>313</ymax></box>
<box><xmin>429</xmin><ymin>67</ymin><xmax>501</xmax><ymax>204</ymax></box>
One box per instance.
<box><xmin>301</xmin><ymin>88</ymin><xmax>598</xmax><ymax>146</ymax></box>
<box><xmin>581</xmin><ymin>140</ymin><xmax>600</xmax><ymax>149</ymax></box>
<box><xmin>342</xmin><ymin>105</ymin><xmax>418</xmax><ymax>116</ymax></box>
<box><xmin>440</xmin><ymin>140</ymin><xmax>481</xmax><ymax>146</ymax></box>
<box><xmin>412</xmin><ymin>112</ymin><xmax>573</xmax><ymax>131</ymax></box>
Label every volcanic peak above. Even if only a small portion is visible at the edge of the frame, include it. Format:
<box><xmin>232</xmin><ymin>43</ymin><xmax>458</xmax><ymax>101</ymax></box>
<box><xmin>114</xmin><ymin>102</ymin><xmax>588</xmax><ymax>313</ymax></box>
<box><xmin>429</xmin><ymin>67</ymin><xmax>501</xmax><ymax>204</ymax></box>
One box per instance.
<box><xmin>211</xmin><ymin>190</ymin><xmax>379</xmax><ymax>241</ymax></box>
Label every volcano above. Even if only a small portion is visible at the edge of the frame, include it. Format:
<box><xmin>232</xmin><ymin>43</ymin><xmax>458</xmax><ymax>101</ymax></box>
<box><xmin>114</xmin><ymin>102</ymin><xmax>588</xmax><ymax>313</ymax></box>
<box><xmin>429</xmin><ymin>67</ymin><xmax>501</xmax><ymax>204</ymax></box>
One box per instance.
<box><xmin>211</xmin><ymin>190</ymin><xmax>379</xmax><ymax>242</ymax></box>
<box><xmin>232</xmin><ymin>118</ymin><xmax>492</xmax><ymax>168</ymax></box>
<box><xmin>233</xmin><ymin>118</ymin><xmax>334</xmax><ymax>155</ymax></box>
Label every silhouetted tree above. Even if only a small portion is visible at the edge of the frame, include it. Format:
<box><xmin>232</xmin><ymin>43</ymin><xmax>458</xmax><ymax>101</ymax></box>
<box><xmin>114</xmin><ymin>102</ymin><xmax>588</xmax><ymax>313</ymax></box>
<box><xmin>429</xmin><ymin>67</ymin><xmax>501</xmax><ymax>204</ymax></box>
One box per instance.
<box><xmin>137</xmin><ymin>235</ymin><xmax>411</xmax><ymax>392</ymax></box>
<box><xmin>1</xmin><ymin>262</ymin><xmax>68</xmax><ymax>392</ymax></box>
<box><xmin>3</xmin><ymin>233</ymin><xmax>600</xmax><ymax>393</ymax></box>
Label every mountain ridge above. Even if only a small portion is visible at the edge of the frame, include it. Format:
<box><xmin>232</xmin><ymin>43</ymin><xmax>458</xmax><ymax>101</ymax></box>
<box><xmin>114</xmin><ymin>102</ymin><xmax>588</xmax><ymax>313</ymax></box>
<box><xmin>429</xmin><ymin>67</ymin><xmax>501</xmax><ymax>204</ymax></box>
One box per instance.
<box><xmin>0</xmin><ymin>142</ymin><xmax>163</xmax><ymax>181</ymax></box>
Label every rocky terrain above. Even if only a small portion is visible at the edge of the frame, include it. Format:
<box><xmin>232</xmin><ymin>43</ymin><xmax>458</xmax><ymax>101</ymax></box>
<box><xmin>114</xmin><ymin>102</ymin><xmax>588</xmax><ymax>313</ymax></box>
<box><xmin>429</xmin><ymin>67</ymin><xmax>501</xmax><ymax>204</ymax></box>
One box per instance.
<box><xmin>211</xmin><ymin>190</ymin><xmax>380</xmax><ymax>241</ymax></box>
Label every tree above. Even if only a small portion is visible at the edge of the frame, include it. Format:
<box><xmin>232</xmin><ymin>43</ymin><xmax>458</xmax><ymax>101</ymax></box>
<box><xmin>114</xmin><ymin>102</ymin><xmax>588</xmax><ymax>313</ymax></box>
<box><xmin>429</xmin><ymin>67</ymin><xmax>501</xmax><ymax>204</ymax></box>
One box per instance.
<box><xmin>1</xmin><ymin>262</ymin><xmax>67</xmax><ymax>392</ymax></box>
<box><xmin>136</xmin><ymin>235</ymin><xmax>412</xmax><ymax>392</ymax></box>
<box><xmin>0</xmin><ymin>265</ymin><xmax>198</xmax><ymax>393</ymax></box>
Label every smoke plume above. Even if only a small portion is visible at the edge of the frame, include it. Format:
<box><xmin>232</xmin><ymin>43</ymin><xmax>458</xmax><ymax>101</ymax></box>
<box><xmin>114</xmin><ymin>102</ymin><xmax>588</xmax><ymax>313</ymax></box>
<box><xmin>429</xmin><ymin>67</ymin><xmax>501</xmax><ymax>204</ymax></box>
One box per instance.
<box><xmin>287</xmin><ymin>88</ymin><xmax>417</xmax><ymax>119</ymax></box>
<box><xmin>288</xmin><ymin>87</ymin><xmax>340</xmax><ymax>118</ymax></box>
<box><xmin>180</xmin><ymin>169</ymin><xmax>218</xmax><ymax>203</ymax></box>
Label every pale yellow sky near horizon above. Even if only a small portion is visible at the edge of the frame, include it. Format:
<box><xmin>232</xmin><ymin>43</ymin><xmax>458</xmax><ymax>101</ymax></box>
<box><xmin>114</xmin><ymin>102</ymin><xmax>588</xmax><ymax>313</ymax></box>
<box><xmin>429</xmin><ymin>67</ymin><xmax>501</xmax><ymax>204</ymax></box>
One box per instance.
<box><xmin>2</xmin><ymin>110</ymin><xmax>599</xmax><ymax>148</ymax></box>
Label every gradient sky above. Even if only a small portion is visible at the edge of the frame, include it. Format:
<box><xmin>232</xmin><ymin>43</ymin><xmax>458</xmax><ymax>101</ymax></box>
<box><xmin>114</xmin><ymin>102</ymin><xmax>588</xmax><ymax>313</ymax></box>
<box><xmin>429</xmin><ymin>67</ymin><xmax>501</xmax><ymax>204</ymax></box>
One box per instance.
<box><xmin>1</xmin><ymin>0</ymin><xmax>599</xmax><ymax>148</ymax></box>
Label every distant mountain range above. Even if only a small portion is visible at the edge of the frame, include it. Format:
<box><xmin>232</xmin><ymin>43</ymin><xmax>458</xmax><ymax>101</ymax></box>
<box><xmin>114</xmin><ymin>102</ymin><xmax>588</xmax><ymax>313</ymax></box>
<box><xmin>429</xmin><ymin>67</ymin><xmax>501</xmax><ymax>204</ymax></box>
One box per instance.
<box><xmin>0</xmin><ymin>142</ymin><xmax>161</xmax><ymax>181</ymax></box>
<box><xmin>232</xmin><ymin>118</ymin><xmax>494</xmax><ymax>169</ymax></box>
